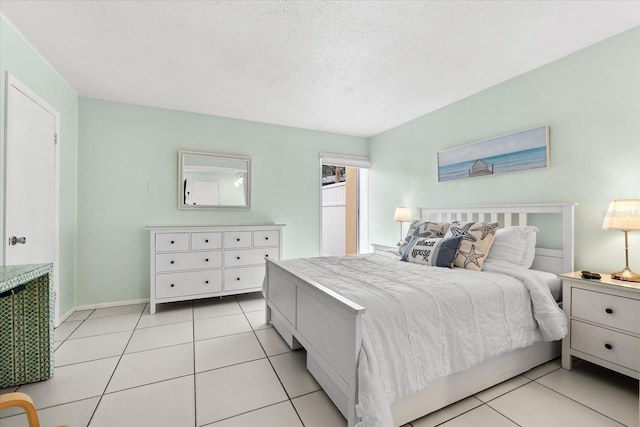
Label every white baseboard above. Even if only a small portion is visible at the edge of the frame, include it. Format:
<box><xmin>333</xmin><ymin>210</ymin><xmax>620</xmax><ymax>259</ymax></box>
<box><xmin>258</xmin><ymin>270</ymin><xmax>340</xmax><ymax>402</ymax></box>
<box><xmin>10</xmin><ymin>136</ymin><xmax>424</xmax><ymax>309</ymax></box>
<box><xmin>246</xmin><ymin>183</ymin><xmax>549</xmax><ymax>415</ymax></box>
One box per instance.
<box><xmin>58</xmin><ymin>306</ymin><xmax>76</xmax><ymax>324</ymax></box>
<box><xmin>73</xmin><ymin>298</ymin><xmax>150</xmax><ymax>312</ymax></box>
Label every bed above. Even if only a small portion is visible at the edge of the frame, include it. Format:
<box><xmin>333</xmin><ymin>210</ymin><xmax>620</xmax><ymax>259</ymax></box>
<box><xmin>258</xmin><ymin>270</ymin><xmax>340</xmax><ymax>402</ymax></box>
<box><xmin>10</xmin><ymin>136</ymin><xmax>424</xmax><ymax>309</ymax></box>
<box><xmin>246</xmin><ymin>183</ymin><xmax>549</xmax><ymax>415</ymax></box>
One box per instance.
<box><xmin>263</xmin><ymin>203</ymin><xmax>575</xmax><ymax>427</ymax></box>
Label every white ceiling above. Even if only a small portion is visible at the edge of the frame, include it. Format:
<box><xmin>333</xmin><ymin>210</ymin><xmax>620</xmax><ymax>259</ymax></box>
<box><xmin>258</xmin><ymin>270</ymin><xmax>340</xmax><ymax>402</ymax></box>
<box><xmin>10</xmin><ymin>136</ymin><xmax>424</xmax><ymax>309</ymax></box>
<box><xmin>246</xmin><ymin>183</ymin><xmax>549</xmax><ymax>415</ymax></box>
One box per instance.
<box><xmin>1</xmin><ymin>1</ymin><xmax>639</xmax><ymax>138</ymax></box>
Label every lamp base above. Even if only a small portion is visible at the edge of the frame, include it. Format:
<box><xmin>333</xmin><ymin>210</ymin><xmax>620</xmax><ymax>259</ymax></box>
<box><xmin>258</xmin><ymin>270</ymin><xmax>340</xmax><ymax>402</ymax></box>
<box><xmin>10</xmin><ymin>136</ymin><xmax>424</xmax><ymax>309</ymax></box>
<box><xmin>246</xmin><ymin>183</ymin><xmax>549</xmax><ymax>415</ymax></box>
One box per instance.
<box><xmin>611</xmin><ymin>267</ymin><xmax>640</xmax><ymax>282</ymax></box>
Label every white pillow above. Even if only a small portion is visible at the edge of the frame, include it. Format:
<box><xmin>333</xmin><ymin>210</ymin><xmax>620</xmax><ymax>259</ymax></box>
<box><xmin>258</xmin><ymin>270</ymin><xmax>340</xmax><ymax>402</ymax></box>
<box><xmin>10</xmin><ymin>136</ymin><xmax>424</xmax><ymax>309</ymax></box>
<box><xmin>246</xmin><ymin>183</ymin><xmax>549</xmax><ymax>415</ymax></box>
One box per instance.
<box><xmin>485</xmin><ymin>226</ymin><xmax>538</xmax><ymax>268</ymax></box>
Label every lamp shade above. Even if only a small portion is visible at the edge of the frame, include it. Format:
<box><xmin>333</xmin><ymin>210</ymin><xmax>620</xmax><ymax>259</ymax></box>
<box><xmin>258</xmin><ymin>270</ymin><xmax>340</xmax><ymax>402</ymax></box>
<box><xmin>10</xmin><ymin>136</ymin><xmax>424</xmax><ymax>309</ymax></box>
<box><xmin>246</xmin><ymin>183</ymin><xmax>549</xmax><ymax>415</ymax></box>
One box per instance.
<box><xmin>602</xmin><ymin>199</ymin><xmax>640</xmax><ymax>231</ymax></box>
<box><xmin>394</xmin><ymin>207</ymin><xmax>411</xmax><ymax>222</ymax></box>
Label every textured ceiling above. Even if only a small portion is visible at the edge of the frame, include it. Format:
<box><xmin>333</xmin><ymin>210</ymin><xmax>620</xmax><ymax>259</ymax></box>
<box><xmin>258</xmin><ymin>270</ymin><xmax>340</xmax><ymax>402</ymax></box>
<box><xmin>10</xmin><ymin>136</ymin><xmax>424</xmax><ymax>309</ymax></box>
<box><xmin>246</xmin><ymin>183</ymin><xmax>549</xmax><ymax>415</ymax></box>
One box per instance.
<box><xmin>1</xmin><ymin>1</ymin><xmax>639</xmax><ymax>137</ymax></box>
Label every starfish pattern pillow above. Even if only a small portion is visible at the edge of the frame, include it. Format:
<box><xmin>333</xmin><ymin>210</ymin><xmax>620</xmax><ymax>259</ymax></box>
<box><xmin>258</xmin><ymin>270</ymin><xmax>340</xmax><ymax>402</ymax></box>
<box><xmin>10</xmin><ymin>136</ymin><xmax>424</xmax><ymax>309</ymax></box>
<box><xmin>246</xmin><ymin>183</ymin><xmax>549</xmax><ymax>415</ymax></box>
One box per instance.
<box><xmin>398</xmin><ymin>221</ymin><xmax>450</xmax><ymax>255</ymax></box>
<box><xmin>401</xmin><ymin>236</ymin><xmax>463</xmax><ymax>268</ymax></box>
<box><xmin>444</xmin><ymin>221</ymin><xmax>499</xmax><ymax>270</ymax></box>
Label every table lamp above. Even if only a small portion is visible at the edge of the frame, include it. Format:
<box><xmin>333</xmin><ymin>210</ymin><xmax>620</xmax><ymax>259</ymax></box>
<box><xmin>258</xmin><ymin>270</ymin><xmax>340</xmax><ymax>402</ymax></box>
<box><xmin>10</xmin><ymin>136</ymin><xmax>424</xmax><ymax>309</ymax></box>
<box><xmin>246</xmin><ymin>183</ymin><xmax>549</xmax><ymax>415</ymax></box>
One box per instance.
<box><xmin>602</xmin><ymin>199</ymin><xmax>640</xmax><ymax>282</ymax></box>
<box><xmin>394</xmin><ymin>207</ymin><xmax>411</xmax><ymax>243</ymax></box>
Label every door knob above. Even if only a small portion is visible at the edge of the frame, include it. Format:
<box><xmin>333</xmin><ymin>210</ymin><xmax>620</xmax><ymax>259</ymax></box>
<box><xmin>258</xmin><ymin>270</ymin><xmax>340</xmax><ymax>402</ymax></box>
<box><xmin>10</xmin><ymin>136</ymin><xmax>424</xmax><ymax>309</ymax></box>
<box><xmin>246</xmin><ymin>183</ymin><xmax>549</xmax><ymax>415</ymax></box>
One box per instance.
<box><xmin>9</xmin><ymin>236</ymin><xmax>26</xmax><ymax>245</ymax></box>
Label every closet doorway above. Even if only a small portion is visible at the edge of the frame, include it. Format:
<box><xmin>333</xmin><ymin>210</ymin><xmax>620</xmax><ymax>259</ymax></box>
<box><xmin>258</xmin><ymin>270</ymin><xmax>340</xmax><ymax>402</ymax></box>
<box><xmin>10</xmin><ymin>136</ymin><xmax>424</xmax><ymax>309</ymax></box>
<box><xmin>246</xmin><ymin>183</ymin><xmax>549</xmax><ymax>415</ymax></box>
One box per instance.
<box><xmin>320</xmin><ymin>153</ymin><xmax>369</xmax><ymax>256</ymax></box>
<box><xmin>3</xmin><ymin>73</ymin><xmax>61</xmax><ymax>324</ymax></box>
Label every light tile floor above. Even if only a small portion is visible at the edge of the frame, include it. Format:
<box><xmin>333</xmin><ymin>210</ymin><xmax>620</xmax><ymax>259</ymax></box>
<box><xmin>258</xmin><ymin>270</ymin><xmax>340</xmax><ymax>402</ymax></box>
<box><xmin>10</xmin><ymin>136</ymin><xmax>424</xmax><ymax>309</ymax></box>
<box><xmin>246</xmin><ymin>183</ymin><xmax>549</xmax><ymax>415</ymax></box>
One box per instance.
<box><xmin>1</xmin><ymin>292</ymin><xmax>638</xmax><ymax>426</ymax></box>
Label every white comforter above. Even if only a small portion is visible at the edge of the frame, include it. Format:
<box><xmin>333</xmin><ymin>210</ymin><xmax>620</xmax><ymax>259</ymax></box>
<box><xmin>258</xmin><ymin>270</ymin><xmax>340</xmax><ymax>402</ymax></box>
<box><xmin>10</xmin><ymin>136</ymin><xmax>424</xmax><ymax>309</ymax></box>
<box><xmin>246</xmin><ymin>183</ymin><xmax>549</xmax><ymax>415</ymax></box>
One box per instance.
<box><xmin>277</xmin><ymin>253</ymin><xmax>567</xmax><ymax>427</ymax></box>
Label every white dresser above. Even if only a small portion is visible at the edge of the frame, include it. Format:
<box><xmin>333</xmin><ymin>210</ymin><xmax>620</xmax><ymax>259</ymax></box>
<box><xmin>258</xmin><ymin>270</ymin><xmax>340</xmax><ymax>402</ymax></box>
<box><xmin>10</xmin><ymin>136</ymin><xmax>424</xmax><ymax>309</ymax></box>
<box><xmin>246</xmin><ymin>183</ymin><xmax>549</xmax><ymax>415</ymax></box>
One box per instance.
<box><xmin>147</xmin><ymin>225</ymin><xmax>284</xmax><ymax>314</ymax></box>
<box><xmin>559</xmin><ymin>271</ymin><xmax>640</xmax><ymax>379</ymax></box>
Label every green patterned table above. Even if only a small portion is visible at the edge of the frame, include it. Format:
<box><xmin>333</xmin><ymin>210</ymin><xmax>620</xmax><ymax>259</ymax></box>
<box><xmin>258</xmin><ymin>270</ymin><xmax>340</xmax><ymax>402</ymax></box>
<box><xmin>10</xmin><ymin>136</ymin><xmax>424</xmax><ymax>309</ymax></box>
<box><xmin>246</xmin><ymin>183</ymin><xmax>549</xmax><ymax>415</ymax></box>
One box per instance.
<box><xmin>0</xmin><ymin>263</ymin><xmax>54</xmax><ymax>388</ymax></box>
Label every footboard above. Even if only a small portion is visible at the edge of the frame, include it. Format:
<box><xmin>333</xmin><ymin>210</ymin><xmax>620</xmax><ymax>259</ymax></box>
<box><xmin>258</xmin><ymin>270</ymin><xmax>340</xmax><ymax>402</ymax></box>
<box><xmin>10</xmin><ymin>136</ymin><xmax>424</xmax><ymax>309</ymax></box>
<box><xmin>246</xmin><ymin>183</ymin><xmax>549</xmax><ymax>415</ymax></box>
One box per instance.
<box><xmin>264</xmin><ymin>258</ymin><xmax>365</xmax><ymax>427</ymax></box>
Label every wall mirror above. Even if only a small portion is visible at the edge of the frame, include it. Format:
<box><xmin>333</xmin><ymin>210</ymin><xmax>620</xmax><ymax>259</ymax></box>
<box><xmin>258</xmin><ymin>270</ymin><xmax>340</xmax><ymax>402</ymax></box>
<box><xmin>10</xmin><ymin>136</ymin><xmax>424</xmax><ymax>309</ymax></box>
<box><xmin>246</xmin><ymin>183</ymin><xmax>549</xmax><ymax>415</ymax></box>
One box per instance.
<box><xmin>178</xmin><ymin>151</ymin><xmax>251</xmax><ymax>209</ymax></box>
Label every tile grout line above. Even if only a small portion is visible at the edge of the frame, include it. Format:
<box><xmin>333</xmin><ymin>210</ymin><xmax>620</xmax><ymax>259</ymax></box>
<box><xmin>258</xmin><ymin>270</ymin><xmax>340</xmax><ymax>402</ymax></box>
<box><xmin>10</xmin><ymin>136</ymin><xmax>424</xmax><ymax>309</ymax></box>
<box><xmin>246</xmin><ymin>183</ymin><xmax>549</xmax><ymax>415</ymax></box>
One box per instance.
<box><xmin>484</xmin><ymin>403</ymin><xmax>524</xmax><ymax>427</ymax></box>
<box><xmin>414</xmin><ymin>367</ymin><xmax>560</xmax><ymax>426</ymax></box>
<box><xmin>532</xmin><ymin>377</ymin><xmax>630</xmax><ymax>426</ymax></box>
<box><xmin>85</xmin><ymin>305</ymin><xmax>146</xmax><ymax>426</ymax></box>
<box><xmin>192</xmin><ymin>300</ymin><xmax>198</xmax><ymax>427</ymax></box>
<box><xmin>240</xmin><ymin>297</ymin><xmax>308</xmax><ymax>427</ymax></box>
<box><xmin>10</xmin><ymin>310</ymin><xmax>96</xmax><ymax>413</ymax></box>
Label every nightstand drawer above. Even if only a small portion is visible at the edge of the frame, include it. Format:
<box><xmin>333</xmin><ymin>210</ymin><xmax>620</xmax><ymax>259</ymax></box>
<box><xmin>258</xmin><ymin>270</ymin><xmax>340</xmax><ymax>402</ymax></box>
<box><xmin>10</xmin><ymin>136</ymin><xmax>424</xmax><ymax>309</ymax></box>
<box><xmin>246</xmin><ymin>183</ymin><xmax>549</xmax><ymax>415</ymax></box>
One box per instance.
<box><xmin>156</xmin><ymin>251</ymin><xmax>222</xmax><ymax>272</ymax></box>
<box><xmin>224</xmin><ymin>248</ymin><xmax>280</xmax><ymax>267</ymax></box>
<box><xmin>155</xmin><ymin>233</ymin><xmax>189</xmax><ymax>252</ymax></box>
<box><xmin>571</xmin><ymin>320</ymin><xmax>640</xmax><ymax>372</ymax></box>
<box><xmin>572</xmin><ymin>288</ymin><xmax>640</xmax><ymax>334</ymax></box>
<box><xmin>224</xmin><ymin>266</ymin><xmax>264</xmax><ymax>291</ymax></box>
<box><xmin>224</xmin><ymin>231</ymin><xmax>252</xmax><ymax>248</ymax></box>
<box><xmin>156</xmin><ymin>270</ymin><xmax>222</xmax><ymax>298</ymax></box>
<box><xmin>191</xmin><ymin>232</ymin><xmax>222</xmax><ymax>250</ymax></box>
<box><xmin>253</xmin><ymin>230</ymin><xmax>280</xmax><ymax>247</ymax></box>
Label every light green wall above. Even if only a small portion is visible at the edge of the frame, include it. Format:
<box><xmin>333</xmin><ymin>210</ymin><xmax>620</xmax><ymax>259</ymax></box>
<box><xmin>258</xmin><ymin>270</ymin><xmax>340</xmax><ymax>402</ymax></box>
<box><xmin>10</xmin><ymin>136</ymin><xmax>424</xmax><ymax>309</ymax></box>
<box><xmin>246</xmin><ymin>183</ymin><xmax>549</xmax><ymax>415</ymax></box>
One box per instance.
<box><xmin>369</xmin><ymin>26</ymin><xmax>640</xmax><ymax>273</ymax></box>
<box><xmin>0</xmin><ymin>17</ymin><xmax>78</xmax><ymax>316</ymax></box>
<box><xmin>77</xmin><ymin>98</ymin><xmax>367</xmax><ymax>305</ymax></box>
<box><xmin>3</xmin><ymin>12</ymin><xmax>638</xmax><ymax>309</ymax></box>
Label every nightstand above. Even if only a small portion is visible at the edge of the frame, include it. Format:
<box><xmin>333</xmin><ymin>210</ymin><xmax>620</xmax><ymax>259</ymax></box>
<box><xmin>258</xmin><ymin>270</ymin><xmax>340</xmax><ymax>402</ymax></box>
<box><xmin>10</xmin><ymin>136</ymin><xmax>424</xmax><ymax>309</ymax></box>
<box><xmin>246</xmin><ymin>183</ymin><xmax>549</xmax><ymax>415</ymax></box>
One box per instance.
<box><xmin>371</xmin><ymin>243</ymin><xmax>398</xmax><ymax>253</ymax></box>
<box><xmin>559</xmin><ymin>272</ymin><xmax>640</xmax><ymax>379</ymax></box>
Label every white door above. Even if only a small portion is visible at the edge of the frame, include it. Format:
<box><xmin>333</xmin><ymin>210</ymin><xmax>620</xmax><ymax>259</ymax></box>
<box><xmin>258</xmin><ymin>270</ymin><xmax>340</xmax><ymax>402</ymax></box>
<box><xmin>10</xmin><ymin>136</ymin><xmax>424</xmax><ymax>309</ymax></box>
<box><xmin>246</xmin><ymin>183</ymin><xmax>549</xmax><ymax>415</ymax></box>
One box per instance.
<box><xmin>4</xmin><ymin>73</ymin><xmax>60</xmax><ymax>322</ymax></box>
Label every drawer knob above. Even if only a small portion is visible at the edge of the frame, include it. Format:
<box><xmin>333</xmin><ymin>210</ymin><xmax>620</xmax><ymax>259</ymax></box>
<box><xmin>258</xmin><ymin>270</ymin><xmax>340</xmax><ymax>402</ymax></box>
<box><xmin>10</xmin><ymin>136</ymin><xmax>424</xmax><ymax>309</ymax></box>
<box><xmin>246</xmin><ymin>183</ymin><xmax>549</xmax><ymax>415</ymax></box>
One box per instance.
<box><xmin>265</xmin><ymin>237</ymin><xmax>269</xmax><ymax>240</ymax></box>
<box><xmin>170</xmin><ymin>260</ymin><xmax>175</xmax><ymax>264</ymax></box>
<box><xmin>205</xmin><ymin>280</ymin><xmax>209</xmax><ymax>284</ymax></box>
<box><xmin>205</xmin><ymin>258</ymin><xmax>209</xmax><ymax>262</ymax></box>
<box><xmin>170</xmin><ymin>284</ymin><xmax>175</xmax><ymax>288</ymax></box>
<box><xmin>605</xmin><ymin>308</ymin><xmax>613</xmax><ymax>314</ymax></box>
<box><xmin>236</xmin><ymin>277</ymin><xmax>240</xmax><ymax>281</ymax></box>
<box><xmin>265</xmin><ymin>254</ymin><xmax>269</xmax><ymax>257</ymax></box>
<box><xmin>170</xmin><ymin>240</ymin><xmax>175</xmax><ymax>244</ymax></box>
<box><xmin>205</xmin><ymin>239</ymin><xmax>209</xmax><ymax>243</ymax></box>
<box><xmin>604</xmin><ymin>343</ymin><xmax>613</xmax><ymax>350</ymax></box>
<box><xmin>236</xmin><ymin>238</ymin><xmax>240</xmax><ymax>242</ymax></box>
<box><xmin>237</xmin><ymin>256</ymin><xmax>240</xmax><ymax>260</ymax></box>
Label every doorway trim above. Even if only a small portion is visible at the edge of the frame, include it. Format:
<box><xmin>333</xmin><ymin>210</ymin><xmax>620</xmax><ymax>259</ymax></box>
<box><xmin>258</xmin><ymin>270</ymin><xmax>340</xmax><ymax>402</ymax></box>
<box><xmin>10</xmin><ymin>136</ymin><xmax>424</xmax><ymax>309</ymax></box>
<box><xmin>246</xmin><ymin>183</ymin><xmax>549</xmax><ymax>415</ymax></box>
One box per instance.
<box><xmin>319</xmin><ymin>153</ymin><xmax>370</xmax><ymax>255</ymax></box>
<box><xmin>4</xmin><ymin>72</ymin><xmax>61</xmax><ymax>325</ymax></box>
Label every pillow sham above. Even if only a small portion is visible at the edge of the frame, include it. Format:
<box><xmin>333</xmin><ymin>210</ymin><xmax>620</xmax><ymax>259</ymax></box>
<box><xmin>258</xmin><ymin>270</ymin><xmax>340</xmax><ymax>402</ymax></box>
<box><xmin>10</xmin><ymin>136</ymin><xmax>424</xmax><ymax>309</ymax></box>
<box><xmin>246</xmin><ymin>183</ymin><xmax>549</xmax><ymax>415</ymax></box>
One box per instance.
<box><xmin>397</xmin><ymin>221</ymin><xmax>450</xmax><ymax>255</ymax></box>
<box><xmin>415</xmin><ymin>221</ymin><xmax>450</xmax><ymax>238</ymax></box>
<box><xmin>434</xmin><ymin>236</ymin><xmax>463</xmax><ymax>268</ymax></box>
<box><xmin>485</xmin><ymin>226</ymin><xmax>538</xmax><ymax>268</ymax></box>
<box><xmin>402</xmin><ymin>236</ymin><xmax>462</xmax><ymax>268</ymax></box>
<box><xmin>397</xmin><ymin>220</ymin><xmax>423</xmax><ymax>255</ymax></box>
<box><xmin>444</xmin><ymin>221</ymin><xmax>498</xmax><ymax>271</ymax></box>
<box><xmin>402</xmin><ymin>237</ymin><xmax>440</xmax><ymax>264</ymax></box>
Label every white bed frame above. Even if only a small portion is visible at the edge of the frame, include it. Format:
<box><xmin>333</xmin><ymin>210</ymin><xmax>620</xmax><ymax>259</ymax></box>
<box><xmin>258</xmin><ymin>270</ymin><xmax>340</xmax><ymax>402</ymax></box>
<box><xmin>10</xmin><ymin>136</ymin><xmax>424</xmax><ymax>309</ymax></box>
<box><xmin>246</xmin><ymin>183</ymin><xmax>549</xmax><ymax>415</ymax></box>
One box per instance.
<box><xmin>264</xmin><ymin>203</ymin><xmax>575</xmax><ymax>426</ymax></box>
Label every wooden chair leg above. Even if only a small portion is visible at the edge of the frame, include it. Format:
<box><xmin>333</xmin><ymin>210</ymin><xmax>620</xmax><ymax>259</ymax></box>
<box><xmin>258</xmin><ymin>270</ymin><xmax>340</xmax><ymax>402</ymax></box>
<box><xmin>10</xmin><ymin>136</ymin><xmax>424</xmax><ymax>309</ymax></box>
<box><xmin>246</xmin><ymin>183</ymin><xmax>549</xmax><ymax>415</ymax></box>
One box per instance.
<box><xmin>0</xmin><ymin>392</ymin><xmax>40</xmax><ymax>427</ymax></box>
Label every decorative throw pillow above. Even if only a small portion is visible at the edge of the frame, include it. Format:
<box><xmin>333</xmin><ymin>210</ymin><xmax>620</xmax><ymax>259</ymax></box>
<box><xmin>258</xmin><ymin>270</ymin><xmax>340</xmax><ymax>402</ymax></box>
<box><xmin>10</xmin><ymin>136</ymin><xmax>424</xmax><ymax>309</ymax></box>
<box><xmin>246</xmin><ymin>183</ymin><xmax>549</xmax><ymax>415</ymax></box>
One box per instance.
<box><xmin>402</xmin><ymin>236</ymin><xmax>463</xmax><ymax>268</ymax></box>
<box><xmin>402</xmin><ymin>237</ymin><xmax>441</xmax><ymax>264</ymax></box>
<box><xmin>444</xmin><ymin>221</ymin><xmax>499</xmax><ymax>271</ymax></box>
<box><xmin>415</xmin><ymin>222</ymin><xmax>450</xmax><ymax>238</ymax></box>
<box><xmin>435</xmin><ymin>236</ymin><xmax>463</xmax><ymax>268</ymax></box>
<box><xmin>397</xmin><ymin>220</ymin><xmax>422</xmax><ymax>255</ymax></box>
<box><xmin>485</xmin><ymin>226</ymin><xmax>538</xmax><ymax>268</ymax></box>
<box><xmin>397</xmin><ymin>221</ymin><xmax>450</xmax><ymax>255</ymax></box>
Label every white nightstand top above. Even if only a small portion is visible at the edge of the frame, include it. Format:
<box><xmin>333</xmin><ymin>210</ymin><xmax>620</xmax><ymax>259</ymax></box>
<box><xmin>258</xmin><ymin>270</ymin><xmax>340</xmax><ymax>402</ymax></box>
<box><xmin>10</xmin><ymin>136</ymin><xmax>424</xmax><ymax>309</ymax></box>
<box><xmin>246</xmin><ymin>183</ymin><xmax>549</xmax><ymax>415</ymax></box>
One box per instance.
<box><xmin>371</xmin><ymin>243</ymin><xmax>399</xmax><ymax>251</ymax></box>
<box><xmin>559</xmin><ymin>271</ymin><xmax>640</xmax><ymax>292</ymax></box>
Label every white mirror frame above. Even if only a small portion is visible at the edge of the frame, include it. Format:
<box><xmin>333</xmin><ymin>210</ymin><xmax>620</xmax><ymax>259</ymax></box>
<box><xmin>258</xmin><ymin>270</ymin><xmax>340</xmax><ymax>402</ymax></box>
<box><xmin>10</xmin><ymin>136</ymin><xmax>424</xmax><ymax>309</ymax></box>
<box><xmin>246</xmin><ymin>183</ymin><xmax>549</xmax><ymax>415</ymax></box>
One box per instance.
<box><xmin>178</xmin><ymin>150</ymin><xmax>251</xmax><ymax>210</ymax></box>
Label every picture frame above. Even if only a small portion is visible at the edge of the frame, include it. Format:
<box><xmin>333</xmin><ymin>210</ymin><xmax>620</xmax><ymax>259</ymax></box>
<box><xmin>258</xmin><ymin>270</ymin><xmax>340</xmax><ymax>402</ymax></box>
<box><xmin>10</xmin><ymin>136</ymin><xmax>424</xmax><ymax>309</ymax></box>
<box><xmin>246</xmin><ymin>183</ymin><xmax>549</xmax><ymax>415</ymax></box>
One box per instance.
<box><xmin>437</xmin><ymin>125</ymin><xmax>549</xmax><ymax>182</ymax></box>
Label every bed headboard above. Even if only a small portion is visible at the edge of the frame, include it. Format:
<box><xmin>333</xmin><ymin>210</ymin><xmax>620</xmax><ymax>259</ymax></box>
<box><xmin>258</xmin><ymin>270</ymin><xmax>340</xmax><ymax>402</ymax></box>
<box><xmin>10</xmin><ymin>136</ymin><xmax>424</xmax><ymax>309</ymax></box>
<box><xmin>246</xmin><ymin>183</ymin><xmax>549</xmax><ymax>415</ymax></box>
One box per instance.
<box><xmin>418</xmin><ymin>203</ymin><xmax>576</xmax><ymax>274</ymax></box>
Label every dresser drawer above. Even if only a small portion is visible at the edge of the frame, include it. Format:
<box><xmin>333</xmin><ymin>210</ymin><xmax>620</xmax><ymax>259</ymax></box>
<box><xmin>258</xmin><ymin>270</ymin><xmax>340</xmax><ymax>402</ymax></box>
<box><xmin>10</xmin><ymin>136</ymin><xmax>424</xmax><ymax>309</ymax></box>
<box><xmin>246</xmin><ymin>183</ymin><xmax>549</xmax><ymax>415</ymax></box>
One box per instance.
<box><xmin>156</xmin><ymin>270</ymin><xmax>222</xmax><ymax>299</ymax></box>
<box><xmin>253</xmin><ymin>230</ymin><xmax>280</xmax><ymax>247</ymax></box>
<box><xmin>224</xmin><ymin>231</ymin><xmax>252</xmax><ymax>248</ymax></box>
<box><xmin>224</xmin><ymin>266</ymin><xmax>265</xmax><ymax>291</ymax></box>
<box><xmin>224</xmin><ymin>248</ymin><xmax>280</xmax><ymax>267</ymax></box>
<box><xmin>192</xmin><ymin>232</ymin><xmax>222</xmax><ymax>250</ymax></box>
<box><xmin>571</xmin><ymin>320</ymin><xmax>639</xmax><ymax>372</ymax></box>
<box><xmin>156</xmin><ymin>251</ymin><xmax>222</xmax><ymax>272</ymax></box>
<box><xmin>155</xmin><ymin>233</ymin><xmax>189</xmax><ymax>252</ymax></box>
<box><xmin>572</xmin><ymin>288</ymin><xmax>640</xmax><ymax>334</ymax></box>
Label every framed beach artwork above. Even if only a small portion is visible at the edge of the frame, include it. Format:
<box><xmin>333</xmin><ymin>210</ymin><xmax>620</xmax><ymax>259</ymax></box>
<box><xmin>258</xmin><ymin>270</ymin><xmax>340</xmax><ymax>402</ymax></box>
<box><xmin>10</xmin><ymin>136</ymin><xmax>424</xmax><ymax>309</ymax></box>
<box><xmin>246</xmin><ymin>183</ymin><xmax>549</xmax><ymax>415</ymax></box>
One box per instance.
<box><xmin>437</xmin><ymin>125</ymin><xmax>550</xmax><ymax>182</ymax></box>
